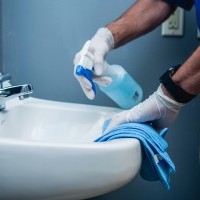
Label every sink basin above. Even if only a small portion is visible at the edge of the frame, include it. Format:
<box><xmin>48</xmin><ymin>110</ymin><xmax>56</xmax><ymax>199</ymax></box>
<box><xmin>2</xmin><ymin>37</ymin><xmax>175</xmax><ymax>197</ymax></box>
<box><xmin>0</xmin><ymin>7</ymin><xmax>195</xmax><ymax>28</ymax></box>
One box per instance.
<box><xmin>0</xmin><ymin>97</ymin><xmax>141</xmax><ymax>200</ymax></box>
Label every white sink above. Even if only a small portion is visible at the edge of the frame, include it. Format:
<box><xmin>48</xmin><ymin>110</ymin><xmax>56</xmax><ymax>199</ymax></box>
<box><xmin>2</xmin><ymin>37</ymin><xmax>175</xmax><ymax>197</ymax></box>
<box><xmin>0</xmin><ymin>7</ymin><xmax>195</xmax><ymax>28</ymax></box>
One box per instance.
<box><xmin>0</xmin><ymin>97</ymin><xmax>141</xmax><ymax>200</ymax></box>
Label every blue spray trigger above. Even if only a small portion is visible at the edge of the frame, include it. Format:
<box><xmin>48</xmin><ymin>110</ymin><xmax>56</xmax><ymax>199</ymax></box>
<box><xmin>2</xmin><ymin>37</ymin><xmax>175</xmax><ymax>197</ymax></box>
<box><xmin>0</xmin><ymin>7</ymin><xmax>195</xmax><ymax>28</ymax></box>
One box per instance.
<box><xmin>75</xmin><ymin>65</ymin><xmax>96</xmax><ymax>94</ymax></box>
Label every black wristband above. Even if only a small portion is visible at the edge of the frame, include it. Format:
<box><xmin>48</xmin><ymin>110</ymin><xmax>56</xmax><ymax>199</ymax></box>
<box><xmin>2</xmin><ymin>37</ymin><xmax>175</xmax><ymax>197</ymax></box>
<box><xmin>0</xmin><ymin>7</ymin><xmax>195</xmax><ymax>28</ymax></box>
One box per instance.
<box><xmin>159</xmin><ymin>64</ymin><xmax>196</xmax><ymax>103</ymax></box>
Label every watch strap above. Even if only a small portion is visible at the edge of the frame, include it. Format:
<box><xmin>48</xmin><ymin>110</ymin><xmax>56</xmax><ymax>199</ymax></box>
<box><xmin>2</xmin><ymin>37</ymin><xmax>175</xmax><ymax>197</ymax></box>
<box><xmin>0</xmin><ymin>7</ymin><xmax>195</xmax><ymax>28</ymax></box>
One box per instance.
<box><xmin>159</xmin><ymin>64</ymin><xmax>196</xmax><ymax>103</ymax></box>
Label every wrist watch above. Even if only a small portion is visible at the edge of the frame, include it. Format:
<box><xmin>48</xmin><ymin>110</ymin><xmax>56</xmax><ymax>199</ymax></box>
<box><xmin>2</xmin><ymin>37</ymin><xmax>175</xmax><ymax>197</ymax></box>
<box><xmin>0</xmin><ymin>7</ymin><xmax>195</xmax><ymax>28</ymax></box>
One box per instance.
<box><xmin>159</xmin><ymin>64</ymin><xmax>196</xmax><ymax>103</ymax></box>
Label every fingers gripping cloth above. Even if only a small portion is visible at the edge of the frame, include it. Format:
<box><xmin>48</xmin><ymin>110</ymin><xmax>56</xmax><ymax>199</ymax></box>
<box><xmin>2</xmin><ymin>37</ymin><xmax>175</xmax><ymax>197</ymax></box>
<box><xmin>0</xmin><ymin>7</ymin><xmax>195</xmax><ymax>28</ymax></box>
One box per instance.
<box><xmin>94</xmin><ymin>120</ymin><xmax>175</xmax><ymax>190</ymax></box>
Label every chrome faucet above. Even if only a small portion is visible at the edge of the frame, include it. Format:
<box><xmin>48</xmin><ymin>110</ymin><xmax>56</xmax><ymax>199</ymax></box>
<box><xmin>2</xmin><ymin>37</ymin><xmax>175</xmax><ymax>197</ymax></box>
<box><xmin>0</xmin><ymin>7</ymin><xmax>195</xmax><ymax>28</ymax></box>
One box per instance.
<box><xmin>0</xmin><ymin>73</ymin><xmax>33</xmax><ymax>110</ymax></box>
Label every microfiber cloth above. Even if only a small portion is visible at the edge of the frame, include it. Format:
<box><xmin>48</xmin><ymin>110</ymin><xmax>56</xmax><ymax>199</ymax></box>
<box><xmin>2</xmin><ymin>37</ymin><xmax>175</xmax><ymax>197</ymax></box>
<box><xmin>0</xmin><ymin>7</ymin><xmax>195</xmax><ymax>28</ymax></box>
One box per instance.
<box><xmin>94</xmin><ymin>119</ymin><xmax>175</xmax><ymax>190</ymax></box>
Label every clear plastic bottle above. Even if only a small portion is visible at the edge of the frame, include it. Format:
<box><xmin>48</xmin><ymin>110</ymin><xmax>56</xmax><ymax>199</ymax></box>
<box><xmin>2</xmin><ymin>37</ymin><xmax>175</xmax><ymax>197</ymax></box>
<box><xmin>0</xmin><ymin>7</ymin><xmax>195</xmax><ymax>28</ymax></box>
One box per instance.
<box><xmin>98</xmin><ymin>62</ymin><xmax>143</xmax><ymax>109</ymax></box>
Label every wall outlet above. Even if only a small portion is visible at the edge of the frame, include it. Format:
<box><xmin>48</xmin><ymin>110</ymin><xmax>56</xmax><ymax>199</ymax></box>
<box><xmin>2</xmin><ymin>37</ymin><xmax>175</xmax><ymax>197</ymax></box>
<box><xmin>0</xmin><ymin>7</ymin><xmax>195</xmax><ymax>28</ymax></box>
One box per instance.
<box><xmin>162</xmin><ymin>8</ymin><xmax>184</xmax><ymax>36</ymax></box>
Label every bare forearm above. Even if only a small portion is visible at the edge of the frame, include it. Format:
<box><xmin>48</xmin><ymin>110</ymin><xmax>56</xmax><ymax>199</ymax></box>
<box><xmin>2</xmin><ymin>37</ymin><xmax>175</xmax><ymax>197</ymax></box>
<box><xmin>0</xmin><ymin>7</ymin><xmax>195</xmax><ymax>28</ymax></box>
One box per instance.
<box><xmin>161</xmin><ymin>46</ymin><xmax>200</xmax><ymax>102</ymax></box>
<box><xmin>106</xmin><ymin>0</ymin><xmax>176</xmax><ymax>48</ymax></box>
<box><xmin>172</xmin><ymin>46</ymin><xmax>200</xmax><ymax>95</ymax></box>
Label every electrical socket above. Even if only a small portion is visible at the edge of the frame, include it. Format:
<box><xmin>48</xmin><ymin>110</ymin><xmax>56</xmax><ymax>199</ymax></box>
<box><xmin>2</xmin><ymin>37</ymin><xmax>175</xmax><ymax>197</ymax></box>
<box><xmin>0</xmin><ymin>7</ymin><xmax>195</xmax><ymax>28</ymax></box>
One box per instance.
<box><xmin>162</xmin><ymin>8</ymin><xmax>184</xmax><ymax>36</ymax></box>
<box><xmin>168</xmin><ymin>9</ymin><xmax>179</xmax><ymax>29</ymax></box>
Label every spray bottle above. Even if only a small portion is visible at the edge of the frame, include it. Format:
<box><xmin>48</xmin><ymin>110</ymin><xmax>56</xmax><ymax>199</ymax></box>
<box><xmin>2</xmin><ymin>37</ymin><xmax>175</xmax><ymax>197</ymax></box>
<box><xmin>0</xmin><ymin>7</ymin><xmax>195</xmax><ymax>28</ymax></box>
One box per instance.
<box><xmin>75</xmin><ymin>41</ymin><xmax>143</xmax><ymax>109</ymax></box>
<box><xmin>98</xmin><ymin>62</ymin><xmax>143</xmax><ymax>109</ymax></box>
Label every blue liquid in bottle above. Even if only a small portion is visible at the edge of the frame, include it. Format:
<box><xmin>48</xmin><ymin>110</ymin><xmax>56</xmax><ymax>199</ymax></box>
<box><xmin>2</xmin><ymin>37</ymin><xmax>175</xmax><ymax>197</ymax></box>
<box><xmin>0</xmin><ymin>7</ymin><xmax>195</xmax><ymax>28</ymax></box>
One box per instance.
<box><xmin>98</xmin><ymin>62</ymin><xmax>143</xmax><ymax>109</ymax></box>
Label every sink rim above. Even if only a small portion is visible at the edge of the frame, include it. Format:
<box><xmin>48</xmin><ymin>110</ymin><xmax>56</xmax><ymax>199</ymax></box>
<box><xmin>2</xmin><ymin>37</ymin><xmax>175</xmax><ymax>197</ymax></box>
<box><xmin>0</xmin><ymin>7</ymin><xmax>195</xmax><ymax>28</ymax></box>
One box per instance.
<box><xmin>0</xmin><ymin>97</ymin><xmax>140</xmax><ymax>147</ymax></box>
<box><xmin>0</xmin><ymin>136</ymin><xmax>140</xmax><ymax>149</ymax></box>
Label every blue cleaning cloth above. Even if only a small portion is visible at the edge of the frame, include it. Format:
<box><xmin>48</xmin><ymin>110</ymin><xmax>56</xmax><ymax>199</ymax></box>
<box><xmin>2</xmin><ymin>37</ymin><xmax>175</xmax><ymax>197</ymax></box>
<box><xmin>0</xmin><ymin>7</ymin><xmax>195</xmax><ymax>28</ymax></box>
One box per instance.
<box><xmin>94</xmin><ymin>120</ymin><xmax>175</xmax><ymax>190</ymax></box>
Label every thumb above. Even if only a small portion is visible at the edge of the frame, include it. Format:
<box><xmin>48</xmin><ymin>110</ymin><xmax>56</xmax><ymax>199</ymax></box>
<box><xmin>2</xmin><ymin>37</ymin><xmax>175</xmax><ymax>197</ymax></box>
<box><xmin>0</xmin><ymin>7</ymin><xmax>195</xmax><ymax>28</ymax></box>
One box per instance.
<box><xmin>93</xmin><ymin>76</ymin><xmax>112</xmax><ymax>86</ymax></box>
<box><xmin>104</xmin><ymin>111</ymin><xmax>128</xmax><ymax>133</ymax></box>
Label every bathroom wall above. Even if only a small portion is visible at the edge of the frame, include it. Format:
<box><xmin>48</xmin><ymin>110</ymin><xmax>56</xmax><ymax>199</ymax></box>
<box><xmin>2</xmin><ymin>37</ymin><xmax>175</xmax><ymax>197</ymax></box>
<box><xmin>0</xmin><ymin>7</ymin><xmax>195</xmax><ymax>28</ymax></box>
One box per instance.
<box><xmin>2</xmin><ymin>0</ymin><xmax>200</xmax><ymax>200</ymax></box>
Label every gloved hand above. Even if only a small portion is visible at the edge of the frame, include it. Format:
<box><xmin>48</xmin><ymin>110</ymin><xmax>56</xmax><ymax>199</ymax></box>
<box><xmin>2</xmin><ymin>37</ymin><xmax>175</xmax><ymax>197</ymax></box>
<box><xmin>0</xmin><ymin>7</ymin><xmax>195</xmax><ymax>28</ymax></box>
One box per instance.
<box><xmin>105</xmin><ymin>85</ymin><xmax>185</xmax><ymax>132</ymax></box>
<box><xmin>73</xmin><ymin>27</ymin><xmax>114</xmax><ymax>100</ymax></box>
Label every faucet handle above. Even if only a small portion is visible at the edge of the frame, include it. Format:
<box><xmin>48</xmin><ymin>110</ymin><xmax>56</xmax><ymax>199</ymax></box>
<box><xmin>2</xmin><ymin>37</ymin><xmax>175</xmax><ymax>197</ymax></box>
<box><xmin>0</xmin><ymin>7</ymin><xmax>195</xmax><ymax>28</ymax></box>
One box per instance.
<box><xmin>0</xmin><ymin>73</ymin><xmax>12</xmax><ymax>88</ymax></box>
<box><xmin>0</xmin><ymin>73</ymin><xmax>11</xmax><ymax>82</ymax></box>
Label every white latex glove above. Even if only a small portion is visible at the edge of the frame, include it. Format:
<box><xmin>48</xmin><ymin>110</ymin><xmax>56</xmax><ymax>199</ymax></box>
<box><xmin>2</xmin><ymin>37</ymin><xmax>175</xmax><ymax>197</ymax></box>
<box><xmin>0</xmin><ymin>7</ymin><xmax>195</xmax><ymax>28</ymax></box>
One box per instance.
<box><xmin>73</xmin><ymin>27</ymin><xmax>114</xmax><ymax>100</ymax></box>
<box><xmin>105</xmin><ymin>85</ymin><xmax>185</xmax><ymax>132</ymax></box>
